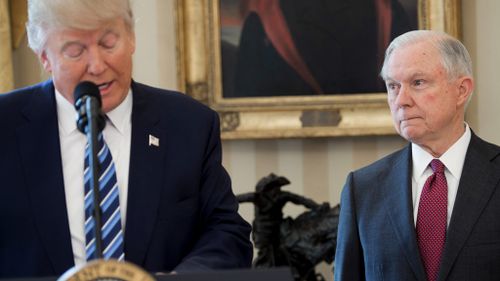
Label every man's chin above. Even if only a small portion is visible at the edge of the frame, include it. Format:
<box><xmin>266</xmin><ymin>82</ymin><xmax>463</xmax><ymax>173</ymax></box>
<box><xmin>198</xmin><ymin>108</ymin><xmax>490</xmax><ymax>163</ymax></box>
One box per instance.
<box><xmin>101</xmin><ymin>98</ymin><xmax>119</xmax><ymax>113</ymax></box>
<box><xmin>101</xmin><ymin>92</ymin><xmax>128</xmax><ymax>113</ymax></box>
<box><xmin>400</xmin><ymin>127</ymin><xmax>424</xmax><ymax>143</ymax></box>
<box><xmin>101</xmin><ymin>103</ymin><xmax>116</xmax><ymax>114</ymax></box>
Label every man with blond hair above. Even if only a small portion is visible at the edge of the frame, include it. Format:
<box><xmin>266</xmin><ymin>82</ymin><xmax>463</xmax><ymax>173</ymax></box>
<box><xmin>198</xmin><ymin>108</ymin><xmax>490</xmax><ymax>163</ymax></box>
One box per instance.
<box><xmin>0</xmin><ymin>0</ymin><xmax>252</xmax><ymax>277</ymax></box>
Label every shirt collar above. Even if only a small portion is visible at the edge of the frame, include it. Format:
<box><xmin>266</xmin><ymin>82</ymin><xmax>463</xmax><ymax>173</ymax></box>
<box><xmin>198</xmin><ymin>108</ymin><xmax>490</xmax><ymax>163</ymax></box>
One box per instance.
<box><xmin>55</xmin><ymin>90</ymin><xmax>78</xmax><ymax>136</ymax></box>
<box><xmin>55</xmin><ymin>88</ymin><xmax>133</xmax><ymax>136</ymax></box>
<box><xmin>106</xmin><ymin>89</ymin><xmax>132</xmax><ymax>135</ymax></box>
<box><xmin>412</xmin><ymin>124</ymin><xmax>472</xmax><ymax>180</ymax></box>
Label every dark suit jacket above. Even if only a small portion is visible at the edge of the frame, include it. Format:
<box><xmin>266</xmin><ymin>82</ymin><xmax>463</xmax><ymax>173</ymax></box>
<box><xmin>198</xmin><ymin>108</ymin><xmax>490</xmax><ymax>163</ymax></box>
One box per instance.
<box><xmin>231</xmin><ymin>0</ymin><xmax>413</xmax><ymax>97</ymax></box>
<box><xmin>334</xmin><ymin>133</ymin><xmax>500</xmax><ymax>281</ymax></box>
<box><xmin>0</xmin><ymin>80</ymin><xmax>253</xmax><ymax>278</ymax></box>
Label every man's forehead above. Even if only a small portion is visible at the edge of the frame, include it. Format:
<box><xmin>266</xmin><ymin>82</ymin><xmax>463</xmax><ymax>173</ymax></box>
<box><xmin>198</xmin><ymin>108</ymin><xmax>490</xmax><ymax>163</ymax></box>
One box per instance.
<box><xmin>394</xmin><ymin>41</ymin><xmax>438</xmax><ymax>58</ymax></box>
<box><xmin>48</xmin><ymin>24</ymin><xmax>123</xmax><ymax>46</ymax></box>
<box><xmin>386</xmin><ymin>48</ymin><xmax>443</xmax><ymax>77</ymax></box>
<box><xmin>49</xmin><ymin>18</ymin><xmax>125</xmax><ymax>36</ymax></box>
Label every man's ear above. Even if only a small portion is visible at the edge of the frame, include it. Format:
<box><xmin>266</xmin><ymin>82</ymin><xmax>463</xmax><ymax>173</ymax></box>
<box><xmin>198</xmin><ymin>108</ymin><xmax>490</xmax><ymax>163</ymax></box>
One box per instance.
<box><xmin>457</xmin><ymin>76</ymin><xmax>474</xmax><ymax>107</ymax></box>
<box><xmin>39</xmin><ymin>51</ymin><xmax>52</xmax><ymax>73</ymax></box>
<box><xmin>129</xmin><ymin>31</ymin><xmax>136</xmax><ymax>54</ymax></box>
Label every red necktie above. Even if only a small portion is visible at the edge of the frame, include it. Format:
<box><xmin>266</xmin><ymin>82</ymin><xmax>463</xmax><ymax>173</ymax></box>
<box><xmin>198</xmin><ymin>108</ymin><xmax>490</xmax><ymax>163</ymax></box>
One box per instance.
<box><xmin>416</xmin><ymin>159</ymin><xmax>447</xmax><ymax>281</ymax></box>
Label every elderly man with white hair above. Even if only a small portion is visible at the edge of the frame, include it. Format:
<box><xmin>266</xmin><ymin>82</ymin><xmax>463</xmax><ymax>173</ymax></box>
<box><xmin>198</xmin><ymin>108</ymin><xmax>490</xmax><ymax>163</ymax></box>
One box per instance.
<box><xmin>335</xmin><ymin>30</ymin><xmax>500</xmax><ymax>281</ymax></box>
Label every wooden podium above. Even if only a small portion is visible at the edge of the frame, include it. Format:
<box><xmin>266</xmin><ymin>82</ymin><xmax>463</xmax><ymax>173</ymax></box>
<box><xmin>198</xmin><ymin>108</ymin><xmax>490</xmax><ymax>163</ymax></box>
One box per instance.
<box><xmin>0</xmin><ymin>265</ymin><xmax>294</xmax><ymax>281</ymax></box>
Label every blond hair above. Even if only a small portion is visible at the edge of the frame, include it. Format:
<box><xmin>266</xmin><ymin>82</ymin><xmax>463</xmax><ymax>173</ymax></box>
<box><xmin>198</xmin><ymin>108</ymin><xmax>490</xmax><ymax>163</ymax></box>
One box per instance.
<box><xmin>27</xmin><ymin>0</ymin><xmax>134</xmax><ymax>54</ymax></box>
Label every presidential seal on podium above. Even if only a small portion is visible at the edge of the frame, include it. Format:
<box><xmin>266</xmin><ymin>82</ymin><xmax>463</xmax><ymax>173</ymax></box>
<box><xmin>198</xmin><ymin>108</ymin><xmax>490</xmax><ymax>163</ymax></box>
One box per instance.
<box><xmin>58</xmin><ymin>260</ymin><xmax>155</xmax><ymax>281</ymax></box>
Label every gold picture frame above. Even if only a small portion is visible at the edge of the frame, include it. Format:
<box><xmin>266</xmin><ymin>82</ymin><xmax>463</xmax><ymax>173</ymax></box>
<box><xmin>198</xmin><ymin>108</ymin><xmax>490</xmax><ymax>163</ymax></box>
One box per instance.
<box><xmin>175</xmin><ymin>0</ymin><xmax>461</xmax><ymax>139</ymax></box>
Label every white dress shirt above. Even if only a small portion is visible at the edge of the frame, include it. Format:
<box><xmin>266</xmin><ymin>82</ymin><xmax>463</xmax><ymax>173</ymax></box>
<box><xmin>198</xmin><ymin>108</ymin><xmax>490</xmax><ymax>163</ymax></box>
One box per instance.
<box><xmin>56</xmin><ymin>90</ymin><xmax>132</xmax><ymax>266</ymax></box>
<box><xmin>411</xmin><ymin>124</ymin><xmax>471</xmax><ymax>227</ymax></box>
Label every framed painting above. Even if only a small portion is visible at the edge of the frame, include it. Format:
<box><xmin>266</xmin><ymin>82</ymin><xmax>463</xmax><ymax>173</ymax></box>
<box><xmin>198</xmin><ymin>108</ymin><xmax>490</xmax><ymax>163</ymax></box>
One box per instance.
<box><xmin>175</xmin><ymin>0</ymin><xmax>461</xmax><ymax>139</ymax></box>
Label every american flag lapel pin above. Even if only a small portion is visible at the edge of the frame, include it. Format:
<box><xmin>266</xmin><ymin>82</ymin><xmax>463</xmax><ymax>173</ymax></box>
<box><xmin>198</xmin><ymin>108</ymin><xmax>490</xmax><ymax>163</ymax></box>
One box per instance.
<box><xmin>149</xmin><ymin>134</ymin><xmax>160</xmax><ymax>147</ymax></box>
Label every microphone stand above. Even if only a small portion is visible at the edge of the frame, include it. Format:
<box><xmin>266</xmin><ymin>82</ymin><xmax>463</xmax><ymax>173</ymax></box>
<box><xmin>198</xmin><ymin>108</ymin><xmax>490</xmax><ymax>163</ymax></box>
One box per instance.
<box><xmin>85</xmin><ymin>97</ymin><xmax>104</xmax><ymax>259</ymax></box>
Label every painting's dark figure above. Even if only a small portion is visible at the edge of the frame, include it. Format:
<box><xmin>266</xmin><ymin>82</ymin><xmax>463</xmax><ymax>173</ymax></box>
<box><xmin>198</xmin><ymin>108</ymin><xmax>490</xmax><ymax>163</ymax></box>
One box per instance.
<box><xmin>229</xmin><ymin>0</ymin><xmax>414</xmax><ymax>97</ymax></box>
<box><xmin>238</xmin><ymin>173</ymin><xmax>340</xmax><ymax>281</ymax></box>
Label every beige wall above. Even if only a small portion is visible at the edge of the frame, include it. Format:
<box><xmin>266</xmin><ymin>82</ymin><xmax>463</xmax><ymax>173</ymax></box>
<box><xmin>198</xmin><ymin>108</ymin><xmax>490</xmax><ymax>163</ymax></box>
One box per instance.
<box><xmin>12</xmin><ymin>0</ymin><xmax>500</xmax><ymax>280</ymax></box>
<box><xmin>462</xmin><ymin>0</ymin><xmax>500</xmax><ymax>144</ymax></box>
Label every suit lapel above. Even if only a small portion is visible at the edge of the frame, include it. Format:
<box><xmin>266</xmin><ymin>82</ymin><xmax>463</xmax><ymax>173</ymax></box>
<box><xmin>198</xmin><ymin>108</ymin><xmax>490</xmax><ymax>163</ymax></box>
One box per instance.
<box><xmin>438</xmin><ymin>133</ymin><xmax>500</xmax><ymax>280</ymax></box>
<box><xmin>382</xmin><ymin>146</ymin><xmax>427</xmax><ymax>281</ymax></box>
<box><xmin>125</xmin><ymin>83</ymin><xmax>167</xmax><ymax>265</ymax></box>
<box><xmin>16</xmin><ymin>81</ymin><xmax>74</xmax><ymax>273</ymax></box>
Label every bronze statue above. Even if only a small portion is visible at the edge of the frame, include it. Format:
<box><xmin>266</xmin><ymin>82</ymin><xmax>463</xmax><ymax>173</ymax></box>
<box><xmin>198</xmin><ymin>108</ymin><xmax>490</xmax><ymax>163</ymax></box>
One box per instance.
<box><xmin>237</xmin><ymin>173</ymin><xmax>340</xmax><ymax>281</ymax></box>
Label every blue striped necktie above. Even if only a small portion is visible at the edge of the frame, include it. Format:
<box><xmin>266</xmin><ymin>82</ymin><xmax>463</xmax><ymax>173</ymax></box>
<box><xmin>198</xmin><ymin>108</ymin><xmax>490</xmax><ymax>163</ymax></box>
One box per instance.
<box><xmin>84</xmin><ymin>132</ymin><xmax>124</xmax><ymax>261</ymax></box>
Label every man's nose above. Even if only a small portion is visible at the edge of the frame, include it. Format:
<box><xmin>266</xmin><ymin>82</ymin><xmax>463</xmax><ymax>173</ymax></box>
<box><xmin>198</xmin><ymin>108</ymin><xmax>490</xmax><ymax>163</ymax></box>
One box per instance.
<box><xmin>87</xmin><ymin>47</ymin><xmax>106</xmax><ymax>76</ymax></box>
<box><xmin>395</xmin><ymin>85</ymin><xmax>412</xmax><ymax>107</ymax></box>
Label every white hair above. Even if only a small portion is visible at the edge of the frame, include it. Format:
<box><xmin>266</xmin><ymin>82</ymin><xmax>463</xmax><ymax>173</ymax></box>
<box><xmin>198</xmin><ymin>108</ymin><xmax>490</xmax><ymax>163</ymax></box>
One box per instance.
<box><xmin>380</xmin><ymin>30</ymin><xmax>473</xmax><ymax>81</ymax></box>
<box><xmin>27</xmin><ymin>0</ymin><xmax>134</xmax><ymax>54</ymax></box>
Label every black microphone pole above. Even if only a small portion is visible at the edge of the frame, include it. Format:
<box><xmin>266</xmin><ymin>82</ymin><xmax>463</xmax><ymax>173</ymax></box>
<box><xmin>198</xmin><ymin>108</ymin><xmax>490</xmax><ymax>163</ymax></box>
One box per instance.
<box><xmin>86</xmin><ymin>96</ymin><xmax>104</xmax><ymax>260</ymax></box>
<box><xmin>74</xmin><ymin>81</ymin><xmax>106</xmax><ymax>260</ymax></box>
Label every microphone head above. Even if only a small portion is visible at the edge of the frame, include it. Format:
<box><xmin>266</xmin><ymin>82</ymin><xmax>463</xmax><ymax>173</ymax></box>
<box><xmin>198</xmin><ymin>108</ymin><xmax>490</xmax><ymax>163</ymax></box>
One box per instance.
<box><xmin>74</xmin><ymin>81</ymin><xmax>105</xmax><ymax>134</ymax></box>
<box><xmin>73</xmin><ymin>81</ymin><xmax>102</xmax><ymax>109</ymax></box>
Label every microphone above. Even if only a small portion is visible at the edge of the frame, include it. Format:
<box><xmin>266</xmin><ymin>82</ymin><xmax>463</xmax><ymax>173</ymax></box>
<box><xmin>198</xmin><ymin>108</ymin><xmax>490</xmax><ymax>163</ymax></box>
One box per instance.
<box><xmin>74</xmin><ymin>81</ymin><xmax>106</xmax><ymax>134</ymax></box>
<box><xmin>73</xmin><ymin>81</ymin><xmax>106</xmax><ymax>259</ymax></box>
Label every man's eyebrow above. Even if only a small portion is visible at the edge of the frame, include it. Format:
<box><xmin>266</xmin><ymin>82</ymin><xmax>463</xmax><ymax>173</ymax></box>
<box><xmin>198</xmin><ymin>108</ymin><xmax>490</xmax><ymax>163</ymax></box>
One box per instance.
<box><xmin>410</xmin><ymin>72</ymin><xmax>426</xmax><ymax>77</ymax></box>
<box><xmin>101</xmin><ymin>28</ymin><xmax>119</xmax><ymax>37</ymax></box>
<box><xmin>60</xmin><ymin>40</ymin><xmax>84</xmax><ymax>50</ymax></box>
<box><xmin>385</xmin><ymin>71</ymin><xmax>428</xmax><ymax>82</ymax></box>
